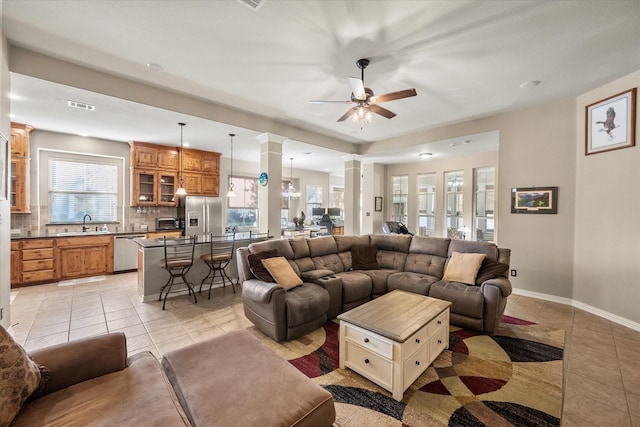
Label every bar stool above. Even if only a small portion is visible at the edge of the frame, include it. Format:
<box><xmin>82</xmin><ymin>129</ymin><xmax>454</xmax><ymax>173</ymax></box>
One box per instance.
<box><xmin>199</xmin><ymin>233</ymin><xmax>236</xmax><ymax>299</ymax></box>
<box><xmin>159</xmin><ymin>235</ymin><xmax>197</xmax><ymax>310</ymax></box>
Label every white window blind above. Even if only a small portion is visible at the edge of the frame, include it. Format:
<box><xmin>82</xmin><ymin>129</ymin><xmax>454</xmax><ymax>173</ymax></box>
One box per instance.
<box><xmin>49</xmin><ymin>159</ymin><xmax>118</xmax><ymax>223</ymax></box>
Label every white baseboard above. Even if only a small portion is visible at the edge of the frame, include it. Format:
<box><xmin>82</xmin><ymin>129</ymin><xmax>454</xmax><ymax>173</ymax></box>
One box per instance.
<box><xmin>512</xmin><ymin>288</ymin><xmax>640</xmax><ymax>332</ymax></box>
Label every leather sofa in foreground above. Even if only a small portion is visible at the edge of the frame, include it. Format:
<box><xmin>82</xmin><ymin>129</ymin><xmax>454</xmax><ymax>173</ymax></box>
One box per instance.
<box><xmin>237</xmin><ymin>234</ymin><xmax>512</xmax><ymax>342</ymax></box>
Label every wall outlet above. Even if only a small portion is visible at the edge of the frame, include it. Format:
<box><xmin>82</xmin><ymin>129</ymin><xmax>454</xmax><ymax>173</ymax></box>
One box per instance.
<box><xmin>510</xmin><ymin>269</ymin><xmax>517</xmax><ymax>277</ymax></box>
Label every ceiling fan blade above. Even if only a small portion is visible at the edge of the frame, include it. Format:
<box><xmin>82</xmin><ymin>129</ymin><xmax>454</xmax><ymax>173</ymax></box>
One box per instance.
<box><xmin>349</xmin><ymin>77</ymin><xmax>366</xmax><ymax>100</ymax></box>
<box><xmin>370</xmin><ymin>88</ymin><xmax>417</xmax><ymax>104</ymax></box>
<box><xmin>370</xmin><ymin>104</ymin><xmax>396</xmax><ymax>119</ymax></box>
<box><xmin>337</xmin><ymin>107</ymin><xmax>358</xmax><ymax>122</ymax></box>
<box><xmin>310</xmin><ymin>100</ymin><xmax>353</xmax><ymax>104</ymax></box>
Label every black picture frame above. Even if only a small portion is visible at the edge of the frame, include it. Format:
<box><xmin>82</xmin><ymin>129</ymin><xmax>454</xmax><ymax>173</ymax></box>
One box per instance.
<box><xmin>511</xmin><ymin>187</ymin><xmax>558</xmax><ymax>214</ymax></box>
<box><xmin>374</xmin><ymin>196</ymin><xmax>382</xmax><ymax>212</ymax></box>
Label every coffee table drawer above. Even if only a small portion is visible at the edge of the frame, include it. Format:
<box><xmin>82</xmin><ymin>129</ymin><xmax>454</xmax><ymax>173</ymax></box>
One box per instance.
<box><xmin>403</xmin><ymin>344</ymin><xmax>428</xmax><ymax>389</ymax></box>
<box><xmin>344</xmin><ymin>341</ymin><xmax>393</xmax><ymax>389</ymax></box>
<box><xmin>429</xmin><ymin>324</ymin><xmax>449</xmax><ymax>363</ymax></box>
<box><xmin>344</xmin><ymin>323</ymin><xmax>393</xmax><ymax>359</ymax></box>
<box><xmin>403</xmin><ymin>325</ymin><xmax>428</xmax><ymax>360</ymax></box>
<box><xmin>427</xmin><ymin>309</ymin><xmax>449</xmax><ymax>336</ymax></box>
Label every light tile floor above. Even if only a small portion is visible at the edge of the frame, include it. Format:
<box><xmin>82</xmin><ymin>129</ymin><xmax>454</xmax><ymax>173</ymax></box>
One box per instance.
<box><xmin>8</xmin><ymin>272</ymin><xmax>640</xmax><ymax>427</ymax></box>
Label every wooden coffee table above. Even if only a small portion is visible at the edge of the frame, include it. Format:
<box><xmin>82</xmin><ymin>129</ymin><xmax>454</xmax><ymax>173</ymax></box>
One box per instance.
<box><xmin>337</xmin><ymin>290</ymin><xmax>451</xmax><ymax>401</ymax></box>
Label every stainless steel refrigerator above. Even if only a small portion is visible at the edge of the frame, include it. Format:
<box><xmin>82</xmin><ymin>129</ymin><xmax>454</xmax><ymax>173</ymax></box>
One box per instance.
<box><xmin>178</xmin><ymin>196</ymin><xmax>223</xmax><ymax>236</ymax></box>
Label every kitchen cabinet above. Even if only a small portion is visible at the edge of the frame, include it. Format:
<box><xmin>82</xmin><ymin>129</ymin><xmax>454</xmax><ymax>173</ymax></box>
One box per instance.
<box><xmin>20</xmin><ymin>239</ymin><xmax>56</xmax><ymax>285</ymax></box>
<box><xmin>131</xmin><ymin>169</ymin><xmax>177</xmax><ymax>206</ymax></box>
<box><xmin>180</xmin><ymin>148</ymin><xmax>221</xmax><ymax>196</ymax></box>
<box><xmin>130</xmin><ymin>142</ymin><xmax>178</xmax><ymax>170</ymax></box>
<box><xmin>10</xmin><ymin>122</ymin><xmax>33</xmax><ymax>213</ymax></box>
<box><xmin>10</xmin><ymin>241</ymin><xmax>21</xmax><ymax>287</ymax></box>
<box><xmin>57</xmin><ymin>235</ymin><xmax>113</xmax><ymax>279</ymax></box>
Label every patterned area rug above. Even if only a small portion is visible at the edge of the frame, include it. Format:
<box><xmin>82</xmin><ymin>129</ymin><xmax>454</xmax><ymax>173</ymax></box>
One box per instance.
<box><xmin>254</xmin><ymin>316</ymin><xmax>565</xmax><ymax>427</ymax></box>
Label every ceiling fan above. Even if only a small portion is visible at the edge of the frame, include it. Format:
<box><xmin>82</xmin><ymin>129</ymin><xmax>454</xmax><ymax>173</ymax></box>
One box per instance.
<box><xmin>311</xmin><ymin>58</ymin><xmax>417</xmax><ymax>123</ymax></box>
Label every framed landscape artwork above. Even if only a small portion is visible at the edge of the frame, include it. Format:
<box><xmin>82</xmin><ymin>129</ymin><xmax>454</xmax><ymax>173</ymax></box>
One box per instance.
<box><xmin>511</xmin><ymin>187</ymin><xmax>558</xmax><ymax>214</ymax></box>
<box><xmin>374</xmin><ymin>196</ymin><xmax>382</xmax><ymax>212</ymax></box>
<box><xmin>585</xmin><ymin>88</ymin><xmax>636</xmax><ymax>155</ymax></box>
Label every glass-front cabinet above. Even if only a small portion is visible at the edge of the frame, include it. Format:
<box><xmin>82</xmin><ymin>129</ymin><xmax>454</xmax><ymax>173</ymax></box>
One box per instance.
<box><xmin>445</xmin><ymin>171</ymin><xmax>464</xmax><ymax>238</ymax></box>
<box><xmin>417</xmin><ymin>173</ymin><xmax>435</xmax><ymax>236</ymax></box>
<box><xmin>474</xmin><ymin>166</ymin><xmax>495</xmax><ymax>242</ymax></box>
<box><xmin>132</xmin><ymin>170</ymin><xmax>177</xmax><ymax>206</ymax></box>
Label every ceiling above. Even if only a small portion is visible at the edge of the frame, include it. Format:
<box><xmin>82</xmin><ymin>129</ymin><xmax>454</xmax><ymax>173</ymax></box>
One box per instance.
<box><xmin>3</xmin><ymin>1</ymin><xmax>640</xmax><ymax>173</ymax></box>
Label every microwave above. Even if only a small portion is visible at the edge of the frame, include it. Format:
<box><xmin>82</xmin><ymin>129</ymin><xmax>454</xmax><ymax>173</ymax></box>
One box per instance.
<box><xmin>156</xmin><ymin>217</ymin><xmax>179</xmax><ymax>230</ymax></box>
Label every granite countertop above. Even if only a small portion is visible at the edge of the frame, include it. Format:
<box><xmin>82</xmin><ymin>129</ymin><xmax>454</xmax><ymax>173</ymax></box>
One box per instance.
<box><xmin>11</xmin><ymin>230</ymin><xmax>153</xmax><ymax>240</ymax></box>
<box><xmin>134</xmin><ymin>232</ymin><xmax>268</xmax><ymax>248</ymax></box>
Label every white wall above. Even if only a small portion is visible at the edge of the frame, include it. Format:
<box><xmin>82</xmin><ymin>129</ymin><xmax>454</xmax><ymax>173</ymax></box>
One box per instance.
<box><xmin>574</xmin><ymin>70</ymin><xmax>640</xmax><ymax>323</ymax></box>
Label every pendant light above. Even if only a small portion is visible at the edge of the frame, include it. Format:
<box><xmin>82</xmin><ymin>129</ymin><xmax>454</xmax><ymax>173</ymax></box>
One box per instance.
<box><xmin>282</xmin><ymin>157</ymin><xmax>301</xmax><ymax>199</ymax></box>
<box><xmin>175</xmin><ymin>122</ymin><xmax>187</xmax><ymax>196</ymax></box>
<box><xmin>226</xmin><ymin>133</ymin><xmax>236</xmax><ymax>198</ymax></box>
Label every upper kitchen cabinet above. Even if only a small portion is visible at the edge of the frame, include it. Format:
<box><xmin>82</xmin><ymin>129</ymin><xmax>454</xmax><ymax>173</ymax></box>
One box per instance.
<box><xmin>130</xmin><ymin>141</ymin><xmax>178</xmax><ymax>170</ymax></box>
<box><xmin>130</xmin><ymin>142</ymin><xmax>221</xmax><ymax>204</ymax></box>
<box><xmin>10</xmin><ymin>122</ymin><xmax>34</xmax><ymax>213</ymax></box>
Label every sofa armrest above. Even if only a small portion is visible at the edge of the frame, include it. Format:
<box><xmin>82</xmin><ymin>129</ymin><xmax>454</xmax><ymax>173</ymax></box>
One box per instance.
<box><xmin>480</xmin><ymin>277</ymin><xmax>512</xmax><ymax>298</ymax></box>
<box><xmin>242</xmin><ymin>279</ymin><xmax>284</xmax><ymax>304</ymax></box>
<box><xmin>28</xmin><ymin>332</ymin><xmax>127</xmax><ymax>397</ymax></box>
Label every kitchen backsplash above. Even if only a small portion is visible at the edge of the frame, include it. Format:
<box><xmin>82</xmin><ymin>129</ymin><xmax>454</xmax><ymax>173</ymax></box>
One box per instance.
<box><xmin>10</xmin><ymin>205</ymin><xmax>178</xmax><ymax>236</ymax></box>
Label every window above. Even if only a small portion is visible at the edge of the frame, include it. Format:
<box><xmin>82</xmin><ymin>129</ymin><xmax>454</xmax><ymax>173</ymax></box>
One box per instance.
<box><xmin>392</xmin><ymin>175</ymin><xmax>408</xmax><ymax>224</ymax></box>
<box><xmin>474</xmin><ymin>166</ymin><xmax>495</xmax><ymax>242</ymax></box>
<box><xmin>227</xmin><ymin>176</ymin><xmax>258</xmax><ymax>228</ymax></box>
<box><xmin>49</xmin><ymin>157</ymin><xmax>118</xmax><ymax>223</ymax></box>
<box><xmin>305</xmin><ymin>185</ymin><xmax>323</xmax><ymax>218</ymax></box>
<box><xmin>445</xmin><ymin>170</ymin><xmax>464</xmax><ymax>238</ymax></box>
<box><xmin>417</xmin><ymin>173</ymin><xmax>435</xmax><ymax>236</ymax></box>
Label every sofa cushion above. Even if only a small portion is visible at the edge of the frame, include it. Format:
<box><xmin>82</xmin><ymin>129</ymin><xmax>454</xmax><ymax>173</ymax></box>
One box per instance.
<box><xmin>351</xmin><ymin>244</ymin><xmax>379</xmax><ymax>270</ymax></box>
<box><xmin>334</xmin><ymin>234</ymin><xmax>370</xmax><ymax>253</ymax></box>
<box><xmin>313</xmin><ymin>253</ymin><xmax>345</xmax><ymax>273</ymax></box>
<box><xmin>443</xmin><ymin>252</ymin><xmax>486</xmax><ymax>285</ymax></box>
<box><xmin>250</xmin><ymin>238</ymin><xmax>295</xmax><ymax>259</ymax></box>
<box><xmin>335</xmin><ymin>271</ymin><xmax>372</xmax><ymax>304</ymax></box>
<box><xmin>289</xmin><ymin>237</ymin><xmax>311</xmax><ymax>258</ymax></box>
<box><xmin>376</xmin><ymin>250</ymin><xmax>408</xmax><ymax>270</ymax></box>
<box><xmin>429</xmin><ymin>280</ymin><xmax>485</xmax><ymax>319</ymax></box>
<box><xmin>285</xmin><ymin>284</ymin><xmax>330</xmax><ymax>328</ymax></box>
<box><xmin>387</xmin><ymin>272</ymin><xmax>439</xmax><ymax>295</ymax></box>
<box><xmin>13</xmin><ymin>352</ymin><xmax>189</xmax><ymax>427</ymax></box>
<box><xmin>361</xmin><ymin>269</ymin><xmax>398</xmax><ymax>296</ymax></box>
<box><xmin>476</xmin><ymin>259</ymin><xmax>509</xmax><ymax>285</ymax></box>
<box><xmin>409</xmin><ymin>235</ymin><xmax>450</xmax><ymax>257</ymax></box>
<box><xmin>261</xmin><ymin>257</ymin><xmax>303</xmax><ymax>290</ymax></box>
<box><xmin>0</xmin><ymin>326</ymin><xmax>42</xmax><ymax>427</ymax></box>
<box><xmin>307</xmin><ymin>236</ymin><xmax>338</xmax><ymax>257</ymax></box>
<box><xmin>449</xmin><ymin>239</ymin><xmax>498</xmax><ymax>261</ymax></box>
<box><xmin>404</xmin><ymin>253</ymin><xmax>447</xmax><ymax>278</ymax></box>
<box><xmin>370</xmin><ymin>233</ymin><xmax>412</xmax><ymax>253</ymax></box>
<box><xmin>247</xmin><ymin>249</ymin><xmax>278</xmax><ymax>282</ymax></box>
<box><xmin>301</xmin><ymin>269</ymin><xmax>335</xmax><ymax>280</ymax></box>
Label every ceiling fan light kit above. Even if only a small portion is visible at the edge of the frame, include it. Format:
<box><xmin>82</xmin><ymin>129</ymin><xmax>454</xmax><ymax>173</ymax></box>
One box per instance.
<box><xmin>311</xmin><ymin>58</ymin><xmax>417</xmax><ymax>128</ymax></box>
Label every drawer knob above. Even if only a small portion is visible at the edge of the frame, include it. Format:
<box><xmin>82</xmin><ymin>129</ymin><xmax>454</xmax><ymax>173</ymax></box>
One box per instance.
<box><xmin>415</xmin><ymin>360</ymin><xmax>420</xmax><ymax>366</ymax></box>
<box><xmin>364</xmin><ymin>338</ymin><xmax>370</xmax><ymax>343</ymax></box>
<box><xmin>437</xmin><ymin>320</ymin><xmax>442</xmax><ymax>325</ymax></box>
<box><xmin>438</xmin><ymin>339</ymin><xmax>442</xmax><ymax>344</ymax></box>
<box><xmin>364</xmin><ymin>358</ymin><xmax>370</xmax><ymax>364</ymax></box>
<box><xmin>415</xmin><ymin>338</ymin><xmax>420</xmax><ymax>344</ymax></box>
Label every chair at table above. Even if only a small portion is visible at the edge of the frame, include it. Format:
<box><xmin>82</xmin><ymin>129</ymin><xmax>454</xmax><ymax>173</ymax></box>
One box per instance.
<box><xmin>249</xmin><ymin>230</ymin><xmax>269</xmax><ymax>243</ymax></box>
<box><xmin>199</xmin><ymin>233</ymin><xmax>236</xmax><ymax>299</ymax></box>
<box><xmin>159</xmin><ymin>235</ymin><xmax>197</xmax><ymax>310</ymax></box>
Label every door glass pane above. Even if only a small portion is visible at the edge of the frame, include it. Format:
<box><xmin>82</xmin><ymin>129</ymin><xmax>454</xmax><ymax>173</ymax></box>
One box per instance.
<box><xmin>474</xmin><ymin>166</ymin><xmax>495</xmax><ymax>242</ymax></box>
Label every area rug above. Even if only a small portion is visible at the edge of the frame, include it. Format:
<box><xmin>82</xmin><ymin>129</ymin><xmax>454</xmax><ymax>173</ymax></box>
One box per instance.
<box><xmin>255</xmin><ymin>315</ymin><xmax>565</xmax><ymax>427</ymax></box>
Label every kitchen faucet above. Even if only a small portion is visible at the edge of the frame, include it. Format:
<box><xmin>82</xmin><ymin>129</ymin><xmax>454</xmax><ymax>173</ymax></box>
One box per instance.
<box><xmin>82</xmin><ymin>214</ymin><xmax>92</xmax><ymax>232</ymax></box>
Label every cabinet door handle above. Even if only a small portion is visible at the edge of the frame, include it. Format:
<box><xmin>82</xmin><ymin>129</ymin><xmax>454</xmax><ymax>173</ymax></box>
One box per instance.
<box><xmin>364</xmin><ymin>338</ymin><xmax>370</xmax><ymax>343</ymax></box>
<box><xmin>438</xmin><ymin>339</ymin><xmax>442</xmax><ymax>344</ymax></box>
<box><xmin>415</xmin><ymin>360</ymin><xmax>420</xmax><ymax>366</ymax></box>
<box><xmin>437</xmin><ymin>320</ymin><xmax>442</xmax><ymax>325</ymax></box>
<box><xmin>415</xmin><ymin>338</ymin><xmax>420</xmax><ymax>344</ymax></box>
<box><xmin>364</xmin><ymin>358</ymin><xmax>370</xmax><ymax>364</ymax></box>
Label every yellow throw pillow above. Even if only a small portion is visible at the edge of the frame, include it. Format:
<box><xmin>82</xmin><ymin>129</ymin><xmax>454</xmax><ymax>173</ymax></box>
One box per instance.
<box><xmin>443</xmin><ymin>251</ymin><xmax>486</xmax><ymax>285</ymax></box>
<box><xmin>261</xmin><ymin>257</ymin><xmax>303</xmax><ymax>290</ymax></box>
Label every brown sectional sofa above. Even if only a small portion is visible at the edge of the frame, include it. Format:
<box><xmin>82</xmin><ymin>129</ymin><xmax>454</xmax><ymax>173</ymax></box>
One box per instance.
<box><xmin>238</xmin><ymin>234</ymin><xmax>512</xmax><ymax>342</ymax></box>
<box><xmin>11</xmin><ymin>330</ymin><xmax>335</xmax><ymax>426</ymax></box>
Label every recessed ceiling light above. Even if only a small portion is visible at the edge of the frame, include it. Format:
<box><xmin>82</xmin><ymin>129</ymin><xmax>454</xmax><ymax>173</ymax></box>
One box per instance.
<box><xmin>450</xmin><ymin>143</ymin><xmax>457</xmax><ymax>147</ymax></box>
<box><xmin>463</xmin><ymin>140</ymin><xmax>471</xmax><ymax>144</ymax></box>
<box><xmin>146</xmin><ymin>63</ymin><xmax>164</xmax><ymax>72</ymax></box>
<box><xmin>303</xmin><ymin>152</ymin><xmax>313</xmax><ymax>155</ymax></box>
<box><xmin>419</xmin><ymin>153</ymin><xmax>432</xmax><ymax>159</ymax></box>
<box><xmin>520</xmin><ymin>80</ymin><xmax>541</xmax><ymax>88</ymax></box>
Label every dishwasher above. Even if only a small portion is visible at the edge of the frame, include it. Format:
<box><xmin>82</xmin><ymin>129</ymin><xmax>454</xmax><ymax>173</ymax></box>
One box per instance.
<box><xmin>114</xmin><ymin>235</ymin><xmax>145</xmax><ymax>272</ymax></box>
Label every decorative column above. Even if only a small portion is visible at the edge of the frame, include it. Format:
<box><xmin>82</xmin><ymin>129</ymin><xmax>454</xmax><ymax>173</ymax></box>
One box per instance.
<box><xmin>257</xmin><ymin>133</ymin><xmax>285</xmax><ymax>237</ymax></box>
<box><xmin>343</xmin><ymin>156</ymin><xmax>362</xmax><ymax>235</ymax></box>
<box><xmin>361</xmin><ymin>163</ymin><xmax>385</xmax><ymax>234</ymax></box>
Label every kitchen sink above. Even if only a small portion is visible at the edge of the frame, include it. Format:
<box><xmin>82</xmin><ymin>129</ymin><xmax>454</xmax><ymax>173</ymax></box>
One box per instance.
<box><xmin>56</xmin><ymin>231</ymin><xmax>111</xmax><ymax>236</ymax></box>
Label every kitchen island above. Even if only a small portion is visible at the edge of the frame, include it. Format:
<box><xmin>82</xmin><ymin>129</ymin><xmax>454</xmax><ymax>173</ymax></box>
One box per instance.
<box><xmin>134</xmin><ymin>233</ymin><xmax>270</xmax><ymax>302</ymax></box>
